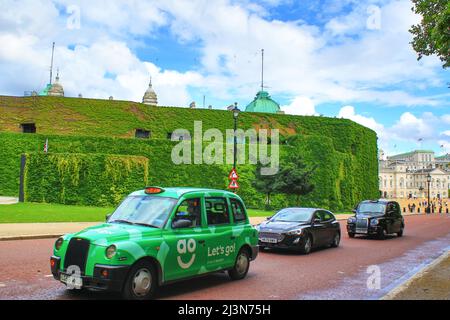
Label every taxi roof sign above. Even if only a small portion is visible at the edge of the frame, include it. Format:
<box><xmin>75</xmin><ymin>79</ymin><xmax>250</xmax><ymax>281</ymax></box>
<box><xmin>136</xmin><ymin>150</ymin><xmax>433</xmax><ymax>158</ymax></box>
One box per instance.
<box><xmin>144</xmin><ymin>187</ymin><xmax>165</xmax><ymax>194</ymax></box>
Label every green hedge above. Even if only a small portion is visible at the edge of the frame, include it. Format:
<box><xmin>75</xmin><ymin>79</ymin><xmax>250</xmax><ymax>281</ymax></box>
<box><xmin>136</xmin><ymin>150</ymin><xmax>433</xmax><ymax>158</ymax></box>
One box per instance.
<box><xmin>23</xmin><ymin>152</ymin><xmax>148</xmax><ymax>207</ymax></box>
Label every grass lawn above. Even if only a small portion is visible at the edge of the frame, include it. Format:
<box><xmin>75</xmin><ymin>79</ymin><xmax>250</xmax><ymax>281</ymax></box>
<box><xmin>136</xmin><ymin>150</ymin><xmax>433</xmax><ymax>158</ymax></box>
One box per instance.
<box><xmin>0</xmin><ymin>202</ymin><xmax>274</xmax><ymax>223</ymax></box>
<box><xmin>0</xmin><ymin>202</ymin><xmax>351</xmax><ymax>223</ymax></box>
<box><xmin>0</xmin><ymin>202</ymin><xmax>114</xmax><ymax>223</ymax></box>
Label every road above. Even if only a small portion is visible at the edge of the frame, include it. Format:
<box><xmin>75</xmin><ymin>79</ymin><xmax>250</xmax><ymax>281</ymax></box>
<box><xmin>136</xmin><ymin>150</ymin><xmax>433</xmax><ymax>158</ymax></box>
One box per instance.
<box><xmin>0</xmin><ymin>214</ymin><xmax>449</xmax><ymax>300</ymax></box>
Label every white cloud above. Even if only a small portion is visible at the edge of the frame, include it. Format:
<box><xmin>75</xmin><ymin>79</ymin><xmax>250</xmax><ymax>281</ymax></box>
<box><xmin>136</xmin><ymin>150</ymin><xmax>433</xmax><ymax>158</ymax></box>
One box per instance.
<box><xmin>338</xmin><ymin>106</ymin><xmax>384</xmax><ymax>132</ymax></box>
<box><xmin>0</xmin><ymin>0</ymin><xmax>447</xmax><ymax>110</ymax></box>
<box><xmin>337</xmin><ymin>106</ymin><xmax>450</xmax><ymax>156</ymax></box>
<box><xmin>442</xmin><ymin>115</ymin><xmax>450</xmax><ymax>124</ymax></box>
<box><xmin>282</xmin><ymin>96</ymin><xmax>317</xmax><ymax>115</ymax></box>
<box><xmin>389</xmin><ymin>112</ymin><xmax>439</xmax><ymax>142</ymax></box>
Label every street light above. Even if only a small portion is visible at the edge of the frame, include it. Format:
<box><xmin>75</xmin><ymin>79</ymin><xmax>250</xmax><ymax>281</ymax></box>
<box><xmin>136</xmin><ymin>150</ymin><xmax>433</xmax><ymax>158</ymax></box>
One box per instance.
<box><xmin>232</xmin><ymin>102</ymin><xmax>240</xmax><ymax>170</ymax></box>
<box><xmin>427</xmin><ymin>173</ymin><xmax>432</xmax><ymax>214</ymax></box>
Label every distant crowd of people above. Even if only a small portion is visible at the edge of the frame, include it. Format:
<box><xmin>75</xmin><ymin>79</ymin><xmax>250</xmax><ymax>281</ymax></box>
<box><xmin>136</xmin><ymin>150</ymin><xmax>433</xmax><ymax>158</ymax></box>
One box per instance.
<box><xmin>403</xmin><ymin>198</ymin><xmax>449</xmax><ymax>214</ymax></box>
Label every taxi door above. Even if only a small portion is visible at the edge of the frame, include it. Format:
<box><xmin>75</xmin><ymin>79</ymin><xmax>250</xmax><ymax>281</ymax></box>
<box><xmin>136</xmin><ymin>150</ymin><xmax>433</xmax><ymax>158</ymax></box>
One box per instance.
<box><xmin>162</xmin><ymin>197</ymin><xmax>208</xmax><ymax>282</ymax></box>
<box><xmin>203</xmin><ymin>196</ymin><xmax>236</xmax><ymax>272</ymax></box>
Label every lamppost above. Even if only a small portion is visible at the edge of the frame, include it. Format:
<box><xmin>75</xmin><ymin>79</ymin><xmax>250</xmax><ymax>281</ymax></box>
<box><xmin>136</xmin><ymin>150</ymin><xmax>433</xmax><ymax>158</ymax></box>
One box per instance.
<box><xmin>232</xmin><ymin>102</ymin><xmax>240</xmax><ymax>170</ymax></box>
<box><xmin>427</xmin><ymin>173</ymin><xmax>432</xmax><ymax>214</ymax></box>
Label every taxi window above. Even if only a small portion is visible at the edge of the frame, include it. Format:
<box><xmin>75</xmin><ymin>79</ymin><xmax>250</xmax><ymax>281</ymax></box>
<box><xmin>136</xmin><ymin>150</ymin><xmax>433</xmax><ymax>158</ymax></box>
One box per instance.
<box><xmin>230</xmin><ymin>198</ymin><xmax>246</xmax><ymax>223</ymax></box>
<box><xmin>174</xmin><ymin>198</ymin><xmax>202</xmax><ymax>227</ymax></box>
<box><xmin>205</xmin><ymin>197</ymin><xmax>230</xmax><ymax>225</ymax></box>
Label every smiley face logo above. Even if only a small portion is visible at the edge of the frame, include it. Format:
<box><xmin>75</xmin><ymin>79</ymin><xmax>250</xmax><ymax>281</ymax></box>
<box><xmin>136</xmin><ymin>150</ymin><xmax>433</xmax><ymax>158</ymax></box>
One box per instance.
<box><xmin>177</xmin><ymin>238</ymin><xmax>196</xmax><ymax>269</ymax></box>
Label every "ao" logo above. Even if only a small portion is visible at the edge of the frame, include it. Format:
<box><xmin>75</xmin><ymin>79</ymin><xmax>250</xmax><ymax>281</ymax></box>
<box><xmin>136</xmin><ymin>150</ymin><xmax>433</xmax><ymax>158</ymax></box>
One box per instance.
<box><xmin>177</xmin><ymin>238</ymin><xmax>196</xmax><ymax>269</ymax></box>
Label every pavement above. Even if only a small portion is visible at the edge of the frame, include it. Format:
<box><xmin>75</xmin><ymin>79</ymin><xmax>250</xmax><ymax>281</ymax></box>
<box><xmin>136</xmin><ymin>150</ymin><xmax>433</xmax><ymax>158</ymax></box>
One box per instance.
<box><xmin>0</xmin><ymin>197</ymin><xmax>18</xmax><ymax>205</ymax></box>
<box><xmin>0</xmin><ymin>215</ymin><xmax>354</xmax><ymax>241</ymax></box>
<box><xmin>382</xmin><ymin>250</ymin><xmax>450</xmax><ymax>300</ymax></box>
<box><xmin>0</xmin><ymin>214</ymin><xmax>449</xmax><ymax>300</ymax></box>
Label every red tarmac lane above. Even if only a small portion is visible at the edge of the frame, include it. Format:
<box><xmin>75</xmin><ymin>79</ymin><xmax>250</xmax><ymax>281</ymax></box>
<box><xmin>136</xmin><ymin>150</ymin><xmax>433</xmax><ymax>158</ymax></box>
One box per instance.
<box><xmin>0</xmin><ymin>214</ymin><xmax>449</xmax><ymax>300</ymax></box>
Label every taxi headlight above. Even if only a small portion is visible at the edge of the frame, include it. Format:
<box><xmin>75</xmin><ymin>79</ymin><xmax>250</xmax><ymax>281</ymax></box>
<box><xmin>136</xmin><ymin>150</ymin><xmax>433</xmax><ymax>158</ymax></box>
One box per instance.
<box><xmin>106</xmin><ymin>245</ymin><xmax>117</xmax><ymax>259</ymax></box>
<box><xmin>348</xmin><ymin>217</ymin><xmax>356</xmax><ymax>224</ymax></box>
<box><xmin>54</xmin><ymin>237</ymin><xmax>64</xmax><ymax>250</ymax></box>
<box><xmin>370</xmin><ymin>218</ymin><xmax>379</xmax><ymax>226</ymax></box>
<box><xmin>287</xmin><ymin>229</ymin><xmax>303</xmax><ymax>236</ymax></box>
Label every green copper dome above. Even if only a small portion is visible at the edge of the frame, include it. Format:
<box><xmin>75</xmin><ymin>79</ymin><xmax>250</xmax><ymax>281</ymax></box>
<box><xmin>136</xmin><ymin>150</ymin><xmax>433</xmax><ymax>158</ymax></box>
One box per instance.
<box><xmin>245</xmin><ymin>90</ymin><xmax>280</xmax><ymax>114</ymax></box>
<box><xmin>39</xmin><ymin>83</ymin><xmax>52</xmax><ymax>96</ymax></box>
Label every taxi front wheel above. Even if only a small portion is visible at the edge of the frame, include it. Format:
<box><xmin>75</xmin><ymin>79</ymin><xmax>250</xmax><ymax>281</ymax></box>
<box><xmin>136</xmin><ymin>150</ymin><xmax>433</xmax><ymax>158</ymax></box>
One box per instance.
<box><xmin>228</xmin><ymin>249</ymin><xmax>250</xmax><ymax>280</ymax></box>
<box><xmin>122</xmin><ymin>261</ymin><xmax>157</xmax><ymax>300</ymax></box>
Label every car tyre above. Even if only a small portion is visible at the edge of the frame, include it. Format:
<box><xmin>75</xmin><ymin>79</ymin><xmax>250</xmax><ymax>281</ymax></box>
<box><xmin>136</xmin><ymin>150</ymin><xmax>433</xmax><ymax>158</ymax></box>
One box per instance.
<box><xmin>348</xmin><ymin>232</ymin><xmax>355</xmax><ymax>238</ymax></box>
<box><xmin>122</xmin><ymin>260</ymin><xmax>157</xmax><ymax>300</ymax></box>
<box><xmin>331</xmin><ymin>232</ymin><xmax>340</xmax><ymax>247</ymax></box>
<box><xmin>299</xmin><ymin>235</ymin><xmax>312</xmax><ymax>254</ymax></box>
<box><xmin>397</xmin><ymin>227</ymin><xmax>404</xmax><ymax>237</ymax></box>
<box><xmin>377</xmin><ymin>228</ymin><xmax>387</xmax><ymax>240</ymax></box>
<box><xmin>228</xmin><ymin>249</ymin><xmax>250</xmax><ymax>280</ymax></box>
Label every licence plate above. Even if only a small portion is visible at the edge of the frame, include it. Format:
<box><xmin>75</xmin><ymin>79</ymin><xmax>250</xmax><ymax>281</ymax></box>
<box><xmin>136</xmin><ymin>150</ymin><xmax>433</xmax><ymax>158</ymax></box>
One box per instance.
<box><xmin>356</xmin><ymin>228</ymin><xmax>368</xmax><ymax>234</ymax></box>
<box><xmin>260</xmin><ymin>237</ymin><xmax>278</xmax><ymax>243</ymax></box>
<box><xmin>60</xmin><ymin>273</ymin><xmax>83</xmax><ymax>288</ymax></box>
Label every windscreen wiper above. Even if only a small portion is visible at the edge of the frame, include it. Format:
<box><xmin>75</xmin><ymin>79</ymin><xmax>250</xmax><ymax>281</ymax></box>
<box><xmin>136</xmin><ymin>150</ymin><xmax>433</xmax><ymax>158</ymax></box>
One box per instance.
<box><xmin>110</xmin><ymin>219</ymin><xmax>134</xmax><ymax>225</ymax></box>
<box><xmin>132</xmin><ymin>222</ymin><xmax>160</xmax><ymax>228</ymax></box>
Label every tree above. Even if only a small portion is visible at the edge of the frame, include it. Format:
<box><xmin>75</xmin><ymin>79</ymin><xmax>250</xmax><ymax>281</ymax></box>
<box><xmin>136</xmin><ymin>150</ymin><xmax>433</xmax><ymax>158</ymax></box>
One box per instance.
<box><xmin>273</xmin><ymin>156</ymin><xmax>317</xmax><ymax>206</ymax></box>
<box><xmin>409</xmin><ymin>0</ymin><xmax>450</xmax><ymax>68</ymax></box>
<box><xmin>252</xmin><ymin>162</ymin><xmax>279</xmax><ymax>209</ymax></box>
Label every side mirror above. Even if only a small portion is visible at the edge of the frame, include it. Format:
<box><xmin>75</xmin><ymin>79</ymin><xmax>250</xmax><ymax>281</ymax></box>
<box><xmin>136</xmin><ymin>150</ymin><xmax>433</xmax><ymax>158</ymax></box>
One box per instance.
<box><xmin>106</xmin><ymin>213</ymin><xmax>112</xmax><ymax>222</ymax></box>
<box><xmin>172</xmin><ymin>219</ymin><xmax>192</xmax><ymax>229</ymax></box>
<box><xmin>266</xmin><ymin>216</ymin><xmax>272</xmax><ymax>220</ymax></box>
<box><xmin>352</xmin><ymin>209</ymin><xmax>357</xmax><ymax>214</ymax></box>
<box><xmin>313</xmin><ymin>218</ymin><xmax>321</xmax><ymax>224</ymax></box>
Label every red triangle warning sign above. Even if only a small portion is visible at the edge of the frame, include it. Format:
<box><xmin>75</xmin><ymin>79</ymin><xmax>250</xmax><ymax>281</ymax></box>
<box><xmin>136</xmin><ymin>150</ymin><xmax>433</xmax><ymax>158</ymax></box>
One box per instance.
<box><xmin>228</xmin><ymin>179</ymin><xmax>239</xmax><ymax>189</ymax></box>
<box><xmin>228</xmin><ymin>168</ymin><xmax>239</xmax><ymax>180</ymax></box>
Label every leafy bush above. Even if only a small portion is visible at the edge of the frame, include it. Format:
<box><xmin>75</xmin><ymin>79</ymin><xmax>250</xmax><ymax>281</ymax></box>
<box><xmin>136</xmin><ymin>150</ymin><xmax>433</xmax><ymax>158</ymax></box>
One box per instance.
<box><xmin>23</xmin><ymin>152</ymin><xmax>148</xmax><ymax>207</ymax></box>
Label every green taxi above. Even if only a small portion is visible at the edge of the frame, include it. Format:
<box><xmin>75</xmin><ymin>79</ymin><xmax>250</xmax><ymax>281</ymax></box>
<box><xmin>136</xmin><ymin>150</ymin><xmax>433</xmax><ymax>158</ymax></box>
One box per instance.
<box><xmin>50</xmin><ymin>187</ymin><xmax>258</xmax><ymax>299</ymax></box>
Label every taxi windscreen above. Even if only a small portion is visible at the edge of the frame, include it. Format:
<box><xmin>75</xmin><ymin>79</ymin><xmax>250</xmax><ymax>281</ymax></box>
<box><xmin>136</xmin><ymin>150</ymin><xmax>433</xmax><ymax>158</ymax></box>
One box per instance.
<box><xmin>356</xmin><ymin>202</ymin><xmax>386</xmax><ymax>216</ymax></box>
<box><xmin>109</xmin><ymin>196</ymin><xmax>177</xmax><ymax>228</ymax></box>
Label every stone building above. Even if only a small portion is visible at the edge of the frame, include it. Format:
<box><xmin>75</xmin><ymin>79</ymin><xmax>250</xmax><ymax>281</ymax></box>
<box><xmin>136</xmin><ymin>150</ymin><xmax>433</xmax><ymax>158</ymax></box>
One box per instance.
<box><xmin>47</xmin><ymin>71</ymin><xmax>64</xmax><ymax>97</ymax></box>
<box><xmin>379</xmin><ymin>150</ymin><xmax>450</xmax><ymax>199</ymax></box>
<box><xmin>142</xmin><ymin>77</ymin><xmax>158</xmax><ymax>106</ymax></box>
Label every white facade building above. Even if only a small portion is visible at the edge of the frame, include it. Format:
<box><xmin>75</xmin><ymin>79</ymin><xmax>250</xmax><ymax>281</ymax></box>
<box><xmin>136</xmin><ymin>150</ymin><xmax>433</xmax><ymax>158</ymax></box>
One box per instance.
<box><xmin>379</xmin><ymin>150</ymin><xmax>450</xmax><ymax>199</ymax></box>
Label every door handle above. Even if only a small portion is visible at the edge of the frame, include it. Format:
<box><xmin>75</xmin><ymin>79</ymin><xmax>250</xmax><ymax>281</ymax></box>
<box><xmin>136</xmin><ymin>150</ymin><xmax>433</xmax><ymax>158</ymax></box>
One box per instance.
<box><xmin>198</xmin><ymin>240</ymin><xmax>205</xmax><ymax>244</ymax></box>
<box><xmin>230</xmin><ymin>236</ymin><xmax>236</xmax><ymax>240</ymax></box>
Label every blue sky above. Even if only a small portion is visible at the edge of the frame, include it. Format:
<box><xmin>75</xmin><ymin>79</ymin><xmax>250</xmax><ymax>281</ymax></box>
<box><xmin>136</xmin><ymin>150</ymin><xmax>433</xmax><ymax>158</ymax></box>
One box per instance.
<box><xmin>0</xmin><ymin>0</ymin><xmax>449</xmax><ymax>156</ymax></box>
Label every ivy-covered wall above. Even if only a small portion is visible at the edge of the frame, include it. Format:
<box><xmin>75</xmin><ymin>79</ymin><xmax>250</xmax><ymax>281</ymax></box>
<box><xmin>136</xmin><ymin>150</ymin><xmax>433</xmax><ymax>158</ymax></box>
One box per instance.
<box><xmin>0</xmin><ymin>95</ymin><xmax>379</xmax><ymax>210</ymax></box>
<box><xmin>0</xmin><ymin>129</ymin><xmax>379</xmax><ymax>211</ymax></box>
<box><xmin>23</xmin><ymin>152</ymin><xmax>149</xmax><ymax>207</ymax></box>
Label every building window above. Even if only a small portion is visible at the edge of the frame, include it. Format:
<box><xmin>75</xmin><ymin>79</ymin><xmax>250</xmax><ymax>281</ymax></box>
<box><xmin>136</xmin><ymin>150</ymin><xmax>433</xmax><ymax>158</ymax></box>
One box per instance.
<box><xmin>135</xmin><ymin>129</ymin><xmax>150</xmax><ymax>139</ymax></box>
<box><xmin>20</xmin><ymin>123</ymin><xmax>36</xmax><ymax>133</ymax></box>
<box><xmin>167</xmin><ymin>132</ymin><xmax>191</xmax><ymax>141</ymax></box>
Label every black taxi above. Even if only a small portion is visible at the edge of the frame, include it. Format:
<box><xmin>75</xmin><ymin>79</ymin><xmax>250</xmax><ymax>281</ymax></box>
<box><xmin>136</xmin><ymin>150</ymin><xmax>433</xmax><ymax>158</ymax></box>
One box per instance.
<box><xmin>346</xmin><ymin>199</ymin><xmax>405</xmax><ymax>239</ymax></box>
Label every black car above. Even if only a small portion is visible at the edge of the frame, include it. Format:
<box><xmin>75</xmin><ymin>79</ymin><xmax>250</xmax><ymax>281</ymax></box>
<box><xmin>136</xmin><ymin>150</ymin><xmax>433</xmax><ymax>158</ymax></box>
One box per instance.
<box><xmin>256</xmin><ymin>208</ymin><xmax>341</xmax><ymax>254</ymax></box>
<box><xmin>346</xmin><ymin>199</ymin><xmax>404</xmax><ymax>239</ymax></box>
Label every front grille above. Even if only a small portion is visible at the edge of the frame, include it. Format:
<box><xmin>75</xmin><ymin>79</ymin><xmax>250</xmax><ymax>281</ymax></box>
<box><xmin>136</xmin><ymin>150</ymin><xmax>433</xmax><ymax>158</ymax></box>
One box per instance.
<box><xmin>64</xmin><ymin>238</ymin><xmax>90</xmax><ymax>274</ymax></box>
<box><xmin>259</xmin><ymin>232</ymin><xmax>284</xmax><ymax>242</ymax></box>
<box><xmin>355</xmin><ymin>218</ymin><xmax>368</xmax><ymax>233</ymax></box>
